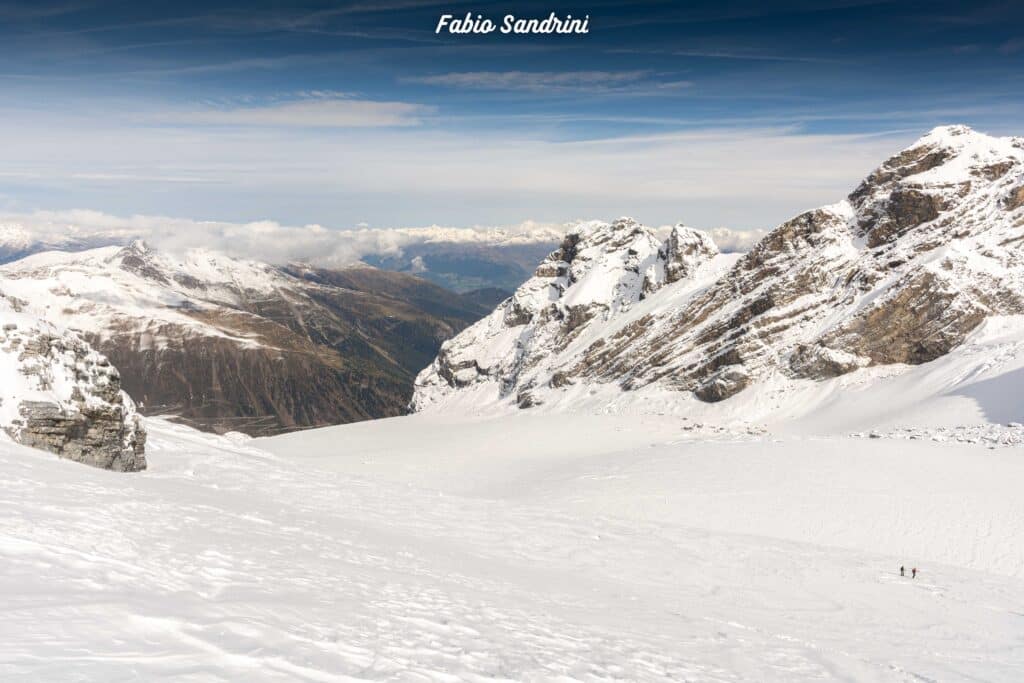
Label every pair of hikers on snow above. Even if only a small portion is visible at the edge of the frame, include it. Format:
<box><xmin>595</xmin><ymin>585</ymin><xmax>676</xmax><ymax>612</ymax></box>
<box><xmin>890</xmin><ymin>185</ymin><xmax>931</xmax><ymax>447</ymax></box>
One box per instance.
<box><xmin>900</xmin><ymin>566</ymin><xmax>917</xmax><ymax>578</ymax></box>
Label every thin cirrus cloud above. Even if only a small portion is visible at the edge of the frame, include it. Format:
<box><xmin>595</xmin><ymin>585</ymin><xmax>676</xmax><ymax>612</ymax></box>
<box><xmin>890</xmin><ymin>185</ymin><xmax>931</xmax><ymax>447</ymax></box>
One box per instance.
<box><xmin>406</xmin><ymin>70</ymin><xmax>692</xmax><ymax>94</ymax></box>
<box><xmin>164</xmin><ymin>97</ymin><xmax>434</xmax><ymax>128</ymax></box>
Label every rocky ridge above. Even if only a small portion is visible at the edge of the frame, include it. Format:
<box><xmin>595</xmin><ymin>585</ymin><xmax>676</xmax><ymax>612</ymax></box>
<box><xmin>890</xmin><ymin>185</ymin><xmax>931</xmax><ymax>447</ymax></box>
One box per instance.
<box><xmin>0</xmin><ymin>292</ymin><xmax>146</xmax><ymax>470</ymax></box>
<box><xmin>411</xmin><ymin>218</ymin><xmax>727</xmax><ymax>410</ymax></box>
<box><xmin>413</xmin><ymin>125</ymin><xmax>1024</xmax><ymax>411</ymax></box>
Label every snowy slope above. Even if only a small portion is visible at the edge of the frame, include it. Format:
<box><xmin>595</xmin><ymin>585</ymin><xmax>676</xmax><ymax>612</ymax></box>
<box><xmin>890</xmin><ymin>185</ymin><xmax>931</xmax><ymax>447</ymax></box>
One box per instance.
<box><xmin>1</xmin><ymin>413</ymin><xmax>1022</xmax><ymax>680</ymax></box>
<box><xmin>414</xmin><ymin>125</ymin><xmax>1024</xmax><ymax>416</ymax></box>
<box><xmin>0</xmin><ymin>241</ymin><xmax>293</xmax><ymax>347</ymax></box>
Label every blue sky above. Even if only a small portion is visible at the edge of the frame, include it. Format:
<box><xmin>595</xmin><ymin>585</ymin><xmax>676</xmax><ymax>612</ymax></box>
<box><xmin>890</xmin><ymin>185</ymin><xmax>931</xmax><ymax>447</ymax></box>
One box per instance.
<box><xmin>0</xmin><ymin>0</ymin><xmax>1021</xmax><ymax>230</ymax></box>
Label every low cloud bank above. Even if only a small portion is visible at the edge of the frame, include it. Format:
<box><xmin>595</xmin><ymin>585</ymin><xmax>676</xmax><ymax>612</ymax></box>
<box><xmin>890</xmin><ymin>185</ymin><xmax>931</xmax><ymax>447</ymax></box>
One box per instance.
<box><xmin>0</xmin><ymin>211</ymin><xmax>567</xmax><ymax>266</ymax></box>
<box><xmin>0</xmin><ymin>210</ymin><xmax>763</xmax><ymax>266</ymax></box>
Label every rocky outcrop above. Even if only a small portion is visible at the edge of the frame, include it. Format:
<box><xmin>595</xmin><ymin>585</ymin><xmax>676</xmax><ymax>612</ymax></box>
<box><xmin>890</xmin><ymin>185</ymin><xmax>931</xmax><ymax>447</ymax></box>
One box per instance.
<box><xmin>664</xmin><ymin>226</ymin><xmax>719</xmax><ymax>284</ymax></box>
<box><xmin>15</xmin><ymin>400</ymin><xmax>146</xmax><ymax>472</ymax></box>
<box><xmin>788</xmin><ymin>344</ymin><xmax>868</xmax><ymax>379</ymax></box>
<box><xmin>0</xmin><ymin>293</ymin><xmax>146</xmax><ymax>471</ymax></box>
<box><xmin>1007</xmin><ymin>185</ymin><xmax>1024</xmax><ymax>211</ymax></box>
<box><xmin>821</xmin><ymin>270</ymin><xmax>990</xmax><ymax>365</ymax></box>
<box><xmin>413</xmin><ymin>125</ymin><xmax>1024</xmax><ymax>412</ymax></box>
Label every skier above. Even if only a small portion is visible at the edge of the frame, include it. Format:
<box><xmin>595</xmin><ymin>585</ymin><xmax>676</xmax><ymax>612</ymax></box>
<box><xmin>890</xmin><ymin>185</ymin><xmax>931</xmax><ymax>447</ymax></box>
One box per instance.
<box><xmin>900</xmin><ymin>566</ymin><xmax>905</xmax><ymax>577</ymax></box>
<box><xmin>912</xmin><ymin>567</ymin><xmax>917</xmax><ymax>579</ymax></box>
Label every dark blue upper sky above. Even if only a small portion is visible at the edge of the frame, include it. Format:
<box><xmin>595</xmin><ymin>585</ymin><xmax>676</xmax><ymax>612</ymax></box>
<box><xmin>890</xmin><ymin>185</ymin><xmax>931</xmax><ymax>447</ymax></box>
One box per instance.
<box><xmin>0</xmin><ymin>0</ymin><xmax>1021</xmax><ymax>229</ymax></box>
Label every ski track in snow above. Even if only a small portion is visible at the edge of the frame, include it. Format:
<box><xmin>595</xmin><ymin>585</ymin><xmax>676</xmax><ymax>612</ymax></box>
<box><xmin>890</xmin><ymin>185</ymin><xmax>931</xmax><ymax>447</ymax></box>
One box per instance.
<box><xmin>1</xmin><ymin>416</ymin><xmax>1022</xmax><ymax>681</ymax></box>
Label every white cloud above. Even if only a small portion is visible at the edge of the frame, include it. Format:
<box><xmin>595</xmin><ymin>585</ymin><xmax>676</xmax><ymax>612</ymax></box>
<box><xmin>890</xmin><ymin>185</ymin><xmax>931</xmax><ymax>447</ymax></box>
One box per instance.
<box><xmin>0</xmin><ymin>209</ymin><xmax>569</xmax><ymax>267</ymax></box>
<box><xmin>707</xmin><ymin>227</ymin><xmax>769</xmax><ymax>252</ymax></box>
<box><xmin>413</xmin><ymin>69</ymin><xmax>642</xmax><ymax>87</ymax></box>
<box><xmin>407</xmin><ymin>70</ymin><xmax>691</xmax><ymax>94</ymax></box>
<box><xmin>166</xmin><ymin>97</ymin><xmax>432</xmax><ymax>128</ymax></box>
<box><xmin>70</xmin><ymin>172</ymin><xmax>212</xmax><ymax>183</ymax></box>
<box><xmin>0</xmin><ymin>208</ymin><xmax>775</xmax><ymax>271</ymax></box>
<box><xmin>651</xmin><ymin>224</ymin><xmax>767</xmax><ymax>253</ymax></box>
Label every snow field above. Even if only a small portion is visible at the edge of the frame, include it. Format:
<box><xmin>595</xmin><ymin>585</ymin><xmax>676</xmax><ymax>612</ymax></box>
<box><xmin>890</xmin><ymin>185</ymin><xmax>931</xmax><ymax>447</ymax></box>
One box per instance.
<box><xmin>0</xmin><ymin>414</ymin><xmax>1021</xmax><ymax>681</ymax></box>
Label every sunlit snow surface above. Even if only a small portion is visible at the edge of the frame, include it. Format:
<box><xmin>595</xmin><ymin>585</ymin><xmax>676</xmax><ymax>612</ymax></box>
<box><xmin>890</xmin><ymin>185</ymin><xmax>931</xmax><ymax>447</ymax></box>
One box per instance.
<box><xmin>1</xmin><ymin>400</ymin><xmax>1023</xmax><ymax>680</ymax></box>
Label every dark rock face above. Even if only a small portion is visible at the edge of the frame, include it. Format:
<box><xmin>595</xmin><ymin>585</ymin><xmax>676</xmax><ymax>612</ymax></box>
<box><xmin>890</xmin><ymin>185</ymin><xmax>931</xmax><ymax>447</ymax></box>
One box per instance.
<box><xmin>1008</xmin><ymin>185</ymin><xmax>1024</xmax><ymax>211</ymax></box>
<box><xmin>664</xmin><ymin>226</ymin><xmax>718</xmax><ymax>284</ymax></box>
<box><xmin>107</xmin><ymin>261</ymin><xmax>487</xmax><ymax>435</ymax></box>
<box><xmin>822</xmin><ymin>271</ymin><xmax>989</xmax><ymax>365</ymax></box>
<box><xmin>865</xmin><ymin>189</ymin><xmax>947</xmax><ymax>247</ymax></box>
<box><xmin>516</xmin><ymin>386</ymin><xmax>541</xmax><ymax>409</ymax></box>
<box><xmin>694</xmin><ymin>367</ymin><xmax>750</xmax><ymax>402</ymax></box>
<box><xmin>788</xmin><ymin>344</ymin><xmax>866</xmax><ymax>379</ymax></box>
<box><xmin>15</xmin><ymin>400</ymin><xmax>146</xmax><ymax>472</ymax></box>
<box><xmin>548</xmin><ymin>371</ymin><xmax>572</xmax><ymax>388</ymax></box>
<box><xmin>99</xmin><ymin>331</ymin><xmax>408</xmax><ymax>435</ymax></box>
<box><xmin>503</xmin><ymin>297</ymin><xmax>536</xmax><ymax>326</ymax></box>
<box><xmin>848</xmin><ymin>147</ymin><xmax>950</xmax><ymax>208</ymax></box>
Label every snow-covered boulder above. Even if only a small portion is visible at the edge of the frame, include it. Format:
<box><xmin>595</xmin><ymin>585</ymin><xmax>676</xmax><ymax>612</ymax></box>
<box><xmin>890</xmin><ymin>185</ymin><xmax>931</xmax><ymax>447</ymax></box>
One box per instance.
<box><xmin>0</xmin><ymin>291</ymin><xmax>146</xmax><ymax>471</ymax></box>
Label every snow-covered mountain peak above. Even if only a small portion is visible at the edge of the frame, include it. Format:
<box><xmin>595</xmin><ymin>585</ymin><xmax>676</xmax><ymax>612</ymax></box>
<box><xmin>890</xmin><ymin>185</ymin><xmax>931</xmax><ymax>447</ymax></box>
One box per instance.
<box><xmin>125</xmin><ymin>238</ymin><xmax>151</xmax><ymax>253</ymax></box>
<box><xmin>912</xmin><ymin>124</ymin><xmax>1021</xmax><ymax>156</ymax></box>
<box><xmin>411</xmin><ymin>218</ymin><xmax>728</xmax><ymax>411</ymax></box>
<box><xmin>114</xmin><ymin>241</ymin><xmax>285</xmax><ymax>299</ymax></box>
<box><xmin>848</xmin><ymin>124</ymin><xmax>1022</xmax><ymax>255</ymax></box>
<box><xmin>533</xmin><ymin>217</ymin><xmax>718</xmax><ymax>308</ymax></box>
<box><xmin>875</xmin><ymin>125</ymin><xmax>1023</xmax><ymax>187</ymax></box>
<box><xmin>0</xmin><ymin>243</ymin><xmax>301</xmax><ymax>353</ymax></box>
<box><xmin>916</xmin><ymin>123</ymin><xmax>984</xmax><ymax>148</ymax></box>
<box><xmin>664</xmin><ymin>223</ymin><xmax>719</xmax><ymax>283</ymax></box>
<box><xmin>856</xmin><ymin>125</ymin><xmax>1022</xmax><ymax>202</ymax></box>
<box><xmin>413</xmin><ymin>126</ymin><xmax>1024</xmax><ymax>415</ymax></box>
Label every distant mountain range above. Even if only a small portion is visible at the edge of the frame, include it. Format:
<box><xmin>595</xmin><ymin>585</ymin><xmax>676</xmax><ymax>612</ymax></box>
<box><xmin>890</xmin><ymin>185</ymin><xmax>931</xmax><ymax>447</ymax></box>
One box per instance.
<box><xmin>0</xmin><ymin>220</ymin><xmax>563</xmax><ymax>295</ymax></box>
<box><xmin>0</xmin><ymin>243</ymin><xmax>493</xmax><ymax>436</ymax></box>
